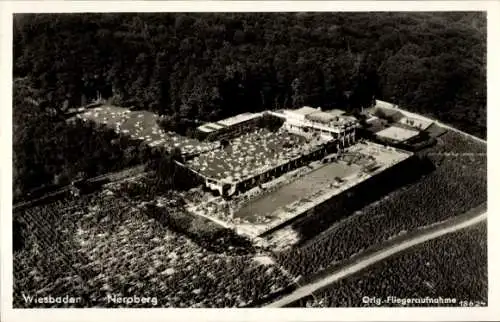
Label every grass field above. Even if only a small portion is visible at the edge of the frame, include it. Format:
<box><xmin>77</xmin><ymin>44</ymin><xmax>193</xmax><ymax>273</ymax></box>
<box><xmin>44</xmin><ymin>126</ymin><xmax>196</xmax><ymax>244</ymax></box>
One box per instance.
<box><xmin>78</xmin><ymin>105</ymin><xmax>216</xmax><ymax>155</ymax></box>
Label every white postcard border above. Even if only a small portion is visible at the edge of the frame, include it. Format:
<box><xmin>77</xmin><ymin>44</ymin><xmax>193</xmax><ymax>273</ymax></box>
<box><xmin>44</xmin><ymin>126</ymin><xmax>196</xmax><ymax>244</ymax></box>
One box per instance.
<box><xmin>1</xmin><ymin>1</ymin><xmax>498</xmax><ymax>322</ymax></box>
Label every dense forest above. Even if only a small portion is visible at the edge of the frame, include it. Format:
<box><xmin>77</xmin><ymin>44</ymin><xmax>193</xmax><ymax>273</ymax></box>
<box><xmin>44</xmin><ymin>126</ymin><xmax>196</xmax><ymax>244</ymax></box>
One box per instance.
<box><xmin>13</xmin><ymin>12</ymin><xmax>486</xmax><ymax>196</ymax></box>
<box><xmin>13</xmin><ymin>79</ymin><xmax>144</xmax><ymax>196</ymax></box>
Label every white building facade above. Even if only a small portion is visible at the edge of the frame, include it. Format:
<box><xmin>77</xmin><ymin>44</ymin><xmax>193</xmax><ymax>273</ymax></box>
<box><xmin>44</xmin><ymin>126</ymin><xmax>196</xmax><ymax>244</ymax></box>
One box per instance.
<box><xmin>278</xmin><ymin>107</ymin><xmax>359</xmax><ymax>149</ymax></box>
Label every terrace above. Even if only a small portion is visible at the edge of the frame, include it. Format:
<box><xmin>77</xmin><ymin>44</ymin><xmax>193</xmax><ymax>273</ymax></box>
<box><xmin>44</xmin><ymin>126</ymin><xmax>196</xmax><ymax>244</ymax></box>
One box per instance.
<box><xmin>76</xmin><ymin>105</ymin><xmax>218</xmax><ymax>156</ymax></box>
<box><xmin>186</xmin><ymin>141</ymin><xmax>413</xmax><ymax>239</ymax></box>
<box><xmin>185</xmin><ymin>128</ymin><xmax>328</xmax><ymax>184</ymax></box>
<box><xmin>196</xmin><ymin>112</ymin><xmax>263</xmax><ymax>134</ymax></box>
<box><xmin>305</xmin><ymin>111</ymin><xmax>358</xmax><ymax>128</ymax></box>
<box><xmin>375</xmin><ymin>125</ymin><xmax>420</xmax><ymax>143</ymax></box>
<box><xmin>242</xmin><ymin>142</ymin><xmax>412</xmax><ymax>236</ymax></box>
<box><xmin>280</xmin><ymin>108</ymin><xmax>358</xmax><ymax>132</ymax></box>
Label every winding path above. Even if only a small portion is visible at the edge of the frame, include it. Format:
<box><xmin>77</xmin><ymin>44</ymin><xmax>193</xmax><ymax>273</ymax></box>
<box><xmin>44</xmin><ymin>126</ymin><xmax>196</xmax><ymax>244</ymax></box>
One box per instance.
<box><xmin>266</xmin><ymin>210</ymin><xmax>487</xmax><ymax>307</ymax></box>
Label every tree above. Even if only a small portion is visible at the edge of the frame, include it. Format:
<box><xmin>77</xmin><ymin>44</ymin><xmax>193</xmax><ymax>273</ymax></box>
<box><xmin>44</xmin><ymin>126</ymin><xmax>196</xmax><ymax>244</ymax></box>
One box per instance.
<box><xmin>291</xmin><ymin>78</ymin><xmax>305</xmax><ymax>108</ymax></box>
<box><xmin>12</xmin><ymin>12</ymin><xmax>487</xmax><ymax>196</ymax></box>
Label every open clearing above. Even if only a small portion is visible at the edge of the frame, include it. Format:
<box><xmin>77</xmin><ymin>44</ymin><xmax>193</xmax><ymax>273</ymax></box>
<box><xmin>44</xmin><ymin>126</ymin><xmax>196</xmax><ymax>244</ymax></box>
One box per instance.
<box><xmin>78</xmin><ymin>105</ymin><xmax>216</xmax><ymax>155</ymax></box>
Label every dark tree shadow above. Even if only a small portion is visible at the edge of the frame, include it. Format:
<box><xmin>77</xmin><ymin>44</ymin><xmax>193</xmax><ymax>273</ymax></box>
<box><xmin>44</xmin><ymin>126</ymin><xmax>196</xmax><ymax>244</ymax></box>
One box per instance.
<box><xmin>143</xmin><ymin>203</ymin><xmax>256</xmax><ymax>255</ymax></box>
<box><xmin>13</xmin><ymin>219</ymin><xmax>27</xmax><ymax>252</ymax></box>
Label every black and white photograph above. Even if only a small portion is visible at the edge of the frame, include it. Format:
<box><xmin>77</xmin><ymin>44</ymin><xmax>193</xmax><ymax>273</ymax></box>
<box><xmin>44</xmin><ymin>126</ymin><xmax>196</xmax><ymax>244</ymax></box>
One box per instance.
<box><xmin>1</xmin><ymin>1</ymin><xmax>499</xmax><ymax>321</ymax></box>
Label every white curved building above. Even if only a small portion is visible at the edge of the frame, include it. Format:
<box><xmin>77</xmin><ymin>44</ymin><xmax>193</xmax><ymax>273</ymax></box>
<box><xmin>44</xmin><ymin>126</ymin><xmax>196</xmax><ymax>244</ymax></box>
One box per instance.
<box><xmin>273</xmin><ymin>106</ymin><xmax>359</xmax><ymax>149</ymax></box>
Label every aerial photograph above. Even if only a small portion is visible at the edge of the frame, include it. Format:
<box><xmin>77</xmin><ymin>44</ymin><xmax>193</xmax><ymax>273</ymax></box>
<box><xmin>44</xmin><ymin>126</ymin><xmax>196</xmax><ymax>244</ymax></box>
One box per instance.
<box><xmin>11</xmin><ymin>11</ymin><xmax>487</xmax><ymax>309</ymax></box>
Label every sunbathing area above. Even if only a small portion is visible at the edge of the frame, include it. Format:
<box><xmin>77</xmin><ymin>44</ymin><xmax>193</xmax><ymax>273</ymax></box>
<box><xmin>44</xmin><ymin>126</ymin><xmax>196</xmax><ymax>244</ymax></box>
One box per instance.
<box><xmin>73</xmin><ymin>104</ymin><xmax>414</xmax><ymax>240</ymax></box>
<box><xmin>184</xmin><ymin>128</ymin><xmax>329</xmax><ymax>183</ymax></box>
<box><xmin>76</xmin><ymin>105</ymin><xmax>218</xmax><ymax>156</ymax></box>
<box><xmin>185</xmin><ymin>141</ymin><xmax>413</xmax><ymax>238</ymax></box>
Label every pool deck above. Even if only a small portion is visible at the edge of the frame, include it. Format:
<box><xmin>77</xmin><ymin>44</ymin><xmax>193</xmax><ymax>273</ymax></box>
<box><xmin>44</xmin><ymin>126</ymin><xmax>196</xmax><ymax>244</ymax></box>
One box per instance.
<box><xmin>186</xmin><ymin>141</ymin><xmax>413</xmax><ymax>239</ymax></box>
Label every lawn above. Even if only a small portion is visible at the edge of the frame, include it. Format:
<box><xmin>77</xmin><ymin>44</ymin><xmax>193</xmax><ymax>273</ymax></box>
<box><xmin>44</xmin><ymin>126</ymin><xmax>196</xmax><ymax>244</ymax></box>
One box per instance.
<box><xmin>78</xmin><ymin>105</ymin><xmax>217</xmax><ymax>156</ymax></box>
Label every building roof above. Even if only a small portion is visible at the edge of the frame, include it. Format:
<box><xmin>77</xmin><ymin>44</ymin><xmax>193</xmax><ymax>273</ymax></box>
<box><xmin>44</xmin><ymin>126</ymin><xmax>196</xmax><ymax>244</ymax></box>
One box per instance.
<box><xmin>217</xmin><ymin>112</ymin><xmax>262</xmax><ymax>127</ymax></box>
<box><xmin>291</xmin><ymin>106</ymin><xmax>319</xmax><ymax>116</ymax></box>
<box><xmin>306</xmin><ymin>110</ymin><xmax>357</xmax><ymax>127</ymax></box>
<box><xmin>282</xmin><ymin>107</ymin><xmax>357</xmax><ymax>127</ymax></box>
<box><xmin>197</xmin><ymin>125</ymin><xmax>216</xmax><ymax>133</ymax></box>
<box><xmin>305</xmin><ymin>111</ymin><xmax>338</xmax><ymax>123</ymax></box>
<box><xmin>327</xmin><ymin>109</ymin><xmax>346</xmax><ymax>117</ymax></box>
<box><xmin>198</xmin><ymin>122</ymin><xmax>226</xmax><ymax>133</ymax></box>
<box><xmin>196</xmin><ymin>112</ymin><xmax>262</xmax><ymax>133</ymax></box>
<box><xmin>208</xmin><ymin>123</ymin><xmax>226</xmax><ymax>130</ymax></box>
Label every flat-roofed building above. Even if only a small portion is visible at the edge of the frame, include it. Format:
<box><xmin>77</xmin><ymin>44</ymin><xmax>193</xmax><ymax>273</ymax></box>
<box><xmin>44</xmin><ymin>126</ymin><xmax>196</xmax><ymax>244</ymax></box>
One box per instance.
<box><xmin>399</xmin><ymin>116</ymin><xmax>433</xmax><ymax>131</ymax></box>
<box><xmin>276</xmin><ymin>107</ymin><xmax>359</xmax><ymax>148</ymax></box>
<box><xmin>217</xmin><ymin>112</ymin><xmax>262</xmax><ymax>126</ymax></box>
<box><xmin>183</xmin><ymin>128</ymin><xmax>336</xmax><ymax>197</ymax></box>
<box><xmin>282</xmin><ymin>106</ymin><xmax>319</xmax><ymax>121</ymax></box>
<box><xmin>195</xmin><ymin>112</ymin><xmax>264</xmax><ymax>141</ymax></box>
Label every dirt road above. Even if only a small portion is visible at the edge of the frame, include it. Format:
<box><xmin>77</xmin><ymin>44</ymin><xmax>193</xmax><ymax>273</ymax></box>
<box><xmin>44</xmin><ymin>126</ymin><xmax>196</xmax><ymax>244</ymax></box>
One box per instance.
<box><xmin>266</xmin><ymin>211</ymin><xmax>487</xmax><ymax>307</ymax></box>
